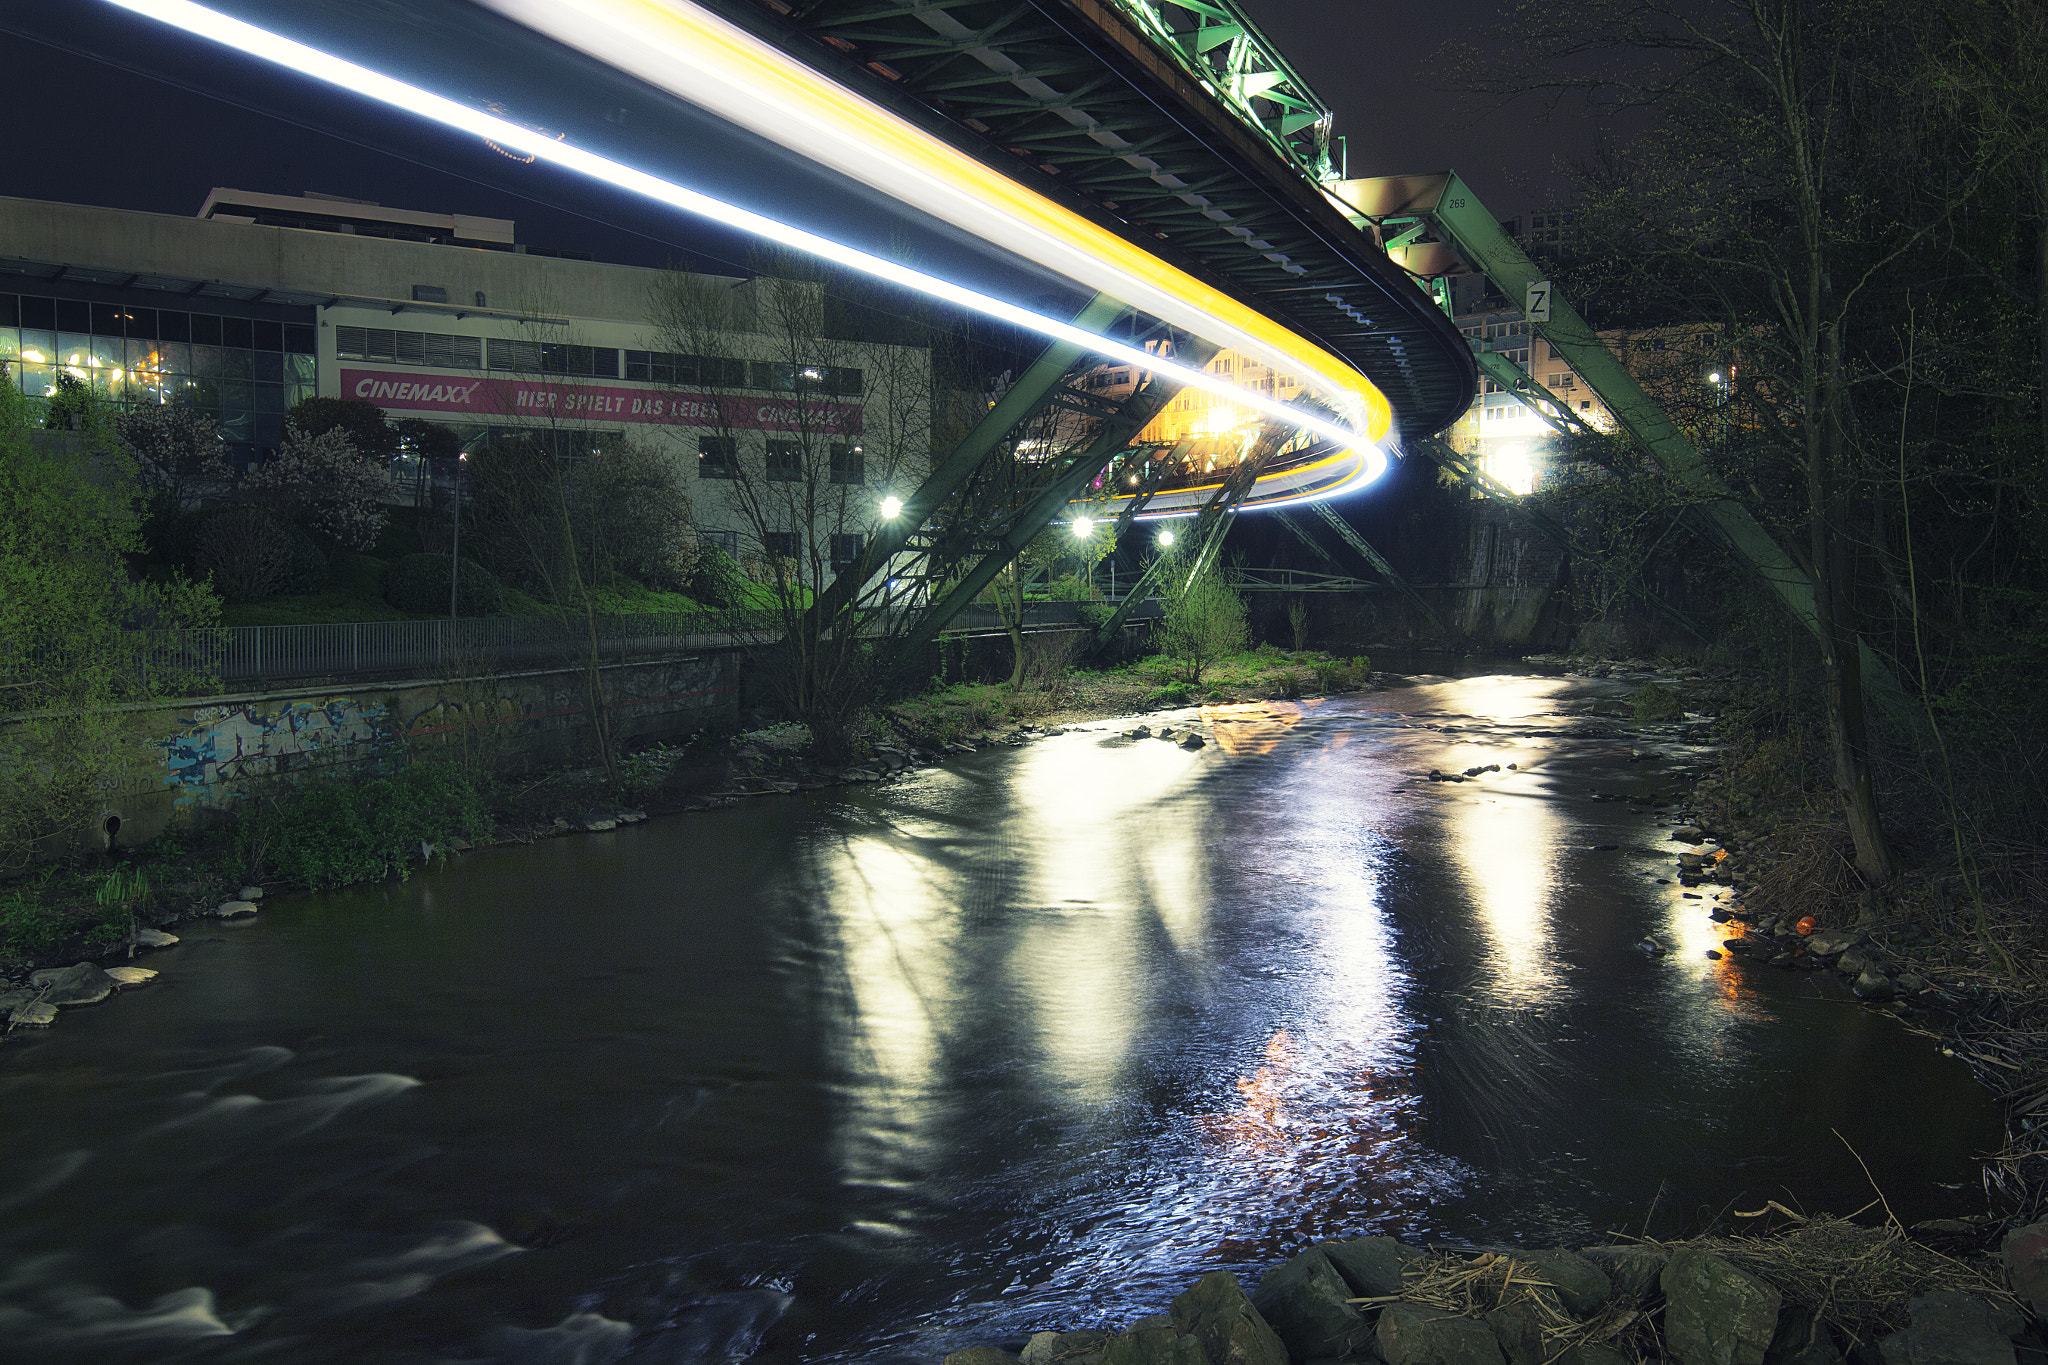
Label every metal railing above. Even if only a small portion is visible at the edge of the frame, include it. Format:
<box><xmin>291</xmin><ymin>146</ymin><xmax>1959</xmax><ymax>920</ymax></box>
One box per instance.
<box><xmin>2</xmin><ymin>601</ymin><xmax>1165</xmax><ymax>697</ymax></box>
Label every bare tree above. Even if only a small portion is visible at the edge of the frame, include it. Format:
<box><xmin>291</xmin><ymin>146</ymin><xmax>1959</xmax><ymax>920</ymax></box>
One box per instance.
<box><xmin>646</xmin><ymin>255</ymin><xmax>934</xmax><ymax>761</ymax></box>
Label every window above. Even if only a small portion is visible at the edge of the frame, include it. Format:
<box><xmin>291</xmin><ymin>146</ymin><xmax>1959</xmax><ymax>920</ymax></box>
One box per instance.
<box><xmin>698</xmin><ymin>436</ymin><xmax>736</xmax><ymax>478</ymax></box>
<box><xmin>831</xmin><ymin>533</ymin><xmax>863</xmax><ymax>571</ymax></box>
<box><xmin>624</xmin><ymin>350</ymin><xmax>748</xmax><ymax>386</ymax></box>
<box><xmin>763</xmin><ymin>531</ymin><xmax>800</xmax><ymax>560</ymax></box>
<box><xmin>486</xmin><ymin>338</ymin><xmax>617</xmax><ymax>376</ymax></box>
<box><xmin>1556</xmin><ymin>372</ymin><xmax>1575</xmax><ymax>389</ymax></box>
<box><xmin>701</xmin><ymin>530</ymin><xmax>740</xmax><ymax>558</ymax></box>
<box><xmin>830</xmin><ymin>443</ymin><xmax>864</xmax><ymax>485</ymax></box>
<box><xmin>766</xmin><ymin>440</ymin><xmax>803</xmax><ymax>481</ymax></box>
<box><xmin>338</xmin><ymin>325</ymin><xmax>482</xmax><ymax>368</ymax></box>
<box><xmin>746</xmin><ymin>360</ymin><xmax>861</xmax><ymax>395</ymax></box>
<box><xmin>1580</xmin><ymin>400</ymin><xmax>1593</xmax><ymax>410</ymax></box>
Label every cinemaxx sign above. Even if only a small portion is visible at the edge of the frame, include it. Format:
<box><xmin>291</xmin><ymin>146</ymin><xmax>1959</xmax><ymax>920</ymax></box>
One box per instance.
<box><xmin>341</xmin><ymin>368</ymin><xmax>862</xmax><ymax>433</ymax></box>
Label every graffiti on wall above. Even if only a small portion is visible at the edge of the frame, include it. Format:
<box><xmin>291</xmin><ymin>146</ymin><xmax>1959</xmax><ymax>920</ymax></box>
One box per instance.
<box><xmin>161</xmin><ymin>696</ymin><xmax>390</xmax><ymax>805</ymax></box>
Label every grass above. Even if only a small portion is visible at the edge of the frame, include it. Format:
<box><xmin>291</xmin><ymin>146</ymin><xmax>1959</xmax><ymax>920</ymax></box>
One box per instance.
<box><xmin>245</xmin><ymin>761</ymin><xmax>493</xmax><ymax>890</ymax></box>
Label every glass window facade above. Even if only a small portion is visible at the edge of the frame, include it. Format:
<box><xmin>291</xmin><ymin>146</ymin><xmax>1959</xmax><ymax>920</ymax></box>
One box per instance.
<box><xmin>0</xmin><ymin>291</ymin><xmax>314</xmax><ymax>458</ymax></box>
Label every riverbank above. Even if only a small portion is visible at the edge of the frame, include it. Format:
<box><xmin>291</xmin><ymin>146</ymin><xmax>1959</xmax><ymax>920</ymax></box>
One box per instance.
<box><xmin>0</xmin><ymin>645</ymin><xmax>1380</xmax><ymax>1020</ymax></box>
<box><xmin>938</xmin><ymin>1216</ymin><xmax>2040</xmax><ymax>1365</ymax></box>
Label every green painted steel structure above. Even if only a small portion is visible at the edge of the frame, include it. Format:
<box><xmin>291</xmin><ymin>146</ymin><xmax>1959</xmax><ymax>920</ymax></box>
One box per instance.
<box><xmin>708</xmin><ymin>0</ymin><xmax>1476</xmax><ymax>438</ymax></box>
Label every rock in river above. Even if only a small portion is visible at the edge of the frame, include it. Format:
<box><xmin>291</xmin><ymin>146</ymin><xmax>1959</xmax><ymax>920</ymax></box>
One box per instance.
<box><xmin>1319</xmin><ymin>1235</ymin><xmax>1426</xmax><ymax>1299</ymax></box>
<box><xmin>2003</xmin><ymin>1220</ymin><xmax>2048</xmax><ymax>1316</ymax></box>
<box><xmin>215</xmin><ymin>900</ymin><xmax>259</xmax><ymax>919</ymax></box>
<box><xmin>106</xmin><ymin>966</ymin><xmax>157</xmax><ymax>988</ymax></box>
<box><xmin>29</xmin><ymin>962</ymin><xmax>118</xmax><ymax>1007</ymax></box>
<box><xmin>130</xmin><ymin>927</ymin><xmax>179</xmax><ymax>948</ymax></box>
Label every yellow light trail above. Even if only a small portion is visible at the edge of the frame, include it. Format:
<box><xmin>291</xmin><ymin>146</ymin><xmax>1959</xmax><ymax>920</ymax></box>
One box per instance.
<box><xmin>106</xmin><ymin>0</ymin><xmax>1394</xmax><ymax>500</ymax></box>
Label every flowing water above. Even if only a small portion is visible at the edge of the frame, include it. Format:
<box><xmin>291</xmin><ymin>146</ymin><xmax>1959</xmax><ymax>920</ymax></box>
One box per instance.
<box><xmin>0</xmin><ymin>671</ymin><xmax>1998</xmax><ymax>1365</ymax></box>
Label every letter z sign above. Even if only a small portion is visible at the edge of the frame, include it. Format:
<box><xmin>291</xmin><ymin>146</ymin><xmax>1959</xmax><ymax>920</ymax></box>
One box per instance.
<box><xmin>1525</xmin><ymin>280</ymin><xmax>1552</xmax><ymax>324</ymax></box>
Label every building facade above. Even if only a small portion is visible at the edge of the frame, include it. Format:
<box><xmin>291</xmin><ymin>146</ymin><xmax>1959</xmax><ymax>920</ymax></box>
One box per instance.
<box><xmin>0</xmin><ymin>191</ymin><xmax>930</xmax><ymax>571</ymax></box>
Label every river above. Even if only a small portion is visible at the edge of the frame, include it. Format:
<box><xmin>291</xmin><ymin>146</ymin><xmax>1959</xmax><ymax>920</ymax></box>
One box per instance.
<box><xmin>0</xmin><ymin>670</ymin><xmax>1998</xmax><ymax>1364</ymax></box>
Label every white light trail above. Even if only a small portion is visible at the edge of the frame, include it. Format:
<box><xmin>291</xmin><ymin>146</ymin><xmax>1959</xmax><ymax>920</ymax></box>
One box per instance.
<box><xmin>105</xmin><ymin>0</ymin><xmax>1389</xmax><ymax>493</ymax></box>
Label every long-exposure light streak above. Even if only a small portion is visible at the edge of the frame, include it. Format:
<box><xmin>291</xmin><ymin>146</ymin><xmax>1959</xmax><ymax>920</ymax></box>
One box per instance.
<box><xmin>475</xmin><ymin>0</ymin><xmax>1387</xmax><ymax>440</ymax></box>
<box><xmin>104</xmin><ymin>0</ymin><xmax>1389</xmax><ymax>495</ymax></box>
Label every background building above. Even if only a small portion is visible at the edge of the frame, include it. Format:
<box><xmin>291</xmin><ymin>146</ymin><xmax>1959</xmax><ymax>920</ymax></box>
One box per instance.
<box><xmin>0</xmin><ymin>190</ymin><xmax>929</xmax><ymax>566</ymax></box>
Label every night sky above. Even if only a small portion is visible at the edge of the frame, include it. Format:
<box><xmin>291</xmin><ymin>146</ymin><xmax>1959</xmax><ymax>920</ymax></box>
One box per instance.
<box><xmin>0</xmin><ymin>1</ymin><xmax>1588</xmax><ymax>271</ymax></box>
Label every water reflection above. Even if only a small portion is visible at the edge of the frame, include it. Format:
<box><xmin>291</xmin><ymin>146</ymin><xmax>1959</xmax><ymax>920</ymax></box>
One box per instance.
<box><xmin>1199</xmin><ymin>700</ymin><xmax>1303</xmax><ymax>755</ymax></box>
<box><xmin>1442</xmin><ymin>788</ymin><xmax>1566</xmax><ymax>1009</ymax></box>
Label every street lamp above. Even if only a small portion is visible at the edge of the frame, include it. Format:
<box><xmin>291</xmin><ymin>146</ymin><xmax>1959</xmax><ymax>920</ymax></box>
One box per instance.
<box><xmin>1071</xmin><ymin>517</ymin><xmax>1094</xmax><ymax>538</ymax></box>
<box><xmin>1157</xmin><ymin>529</ymin><xmax>1175</xmax><ymax>548</ymax></box>
<box><xmin>880</xmin><ymin>495</ymin><xmax>903</xmax><ymax>519</ymax></box>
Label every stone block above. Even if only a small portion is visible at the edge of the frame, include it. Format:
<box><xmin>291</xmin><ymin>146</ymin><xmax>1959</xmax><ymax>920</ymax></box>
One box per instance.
<box><xmin>2000</xmin><ymin>1221</ymin><xmax>2048</xmax><ymax>1316</ymax></box>
<box><xmin>1253</xmin><ymin>1250</ymin><xmax>1372</xmax><ymax>1362</ymax></box>
<box><xmin>1579</xmin><ymin>1246</ymin><xmax>1667</xmax><ymax>1300</ymax></box>
<box><xmin>29</xmin><ymin>962</ymin><xmax>117</xmax><ymax>1006</ymax></box>
<box><xmin>1660</xmin><ymin>1247</ymin><xmax>1781</xmax><ymax>1365</ymax></box>
<box><xmin>1375</xmin><ymin>1303</ymin><xmax>1505</xmax><ymax>1365</ymax></box>
<box><xmin>1319</xmin><ymin>1238</ymin><xmax>1426</xmax><ymax>1300</ymax></box>
<box><xmin>1171</xmin><ymin>1270</ymin><xmax>1288</xmax><ymax>1365</ymax></box>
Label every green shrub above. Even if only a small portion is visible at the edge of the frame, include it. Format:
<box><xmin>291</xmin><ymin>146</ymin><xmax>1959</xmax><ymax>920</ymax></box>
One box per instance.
<box><xmin>1047</xmin><ymin>573</ymin><xmax>1098</xmax><ymax>601</ymax></box>
<box><xmin>1150</xmin><ymin>681</ymin><xmax>1193</xmax><ymax>706</ymax></box>
<box><xmin>384</xmin><ymin>552</ymin><xmax>505</xmax><ymax>616</ymax></box>
<box><xmin>0</xmin><ymin>885</ymin><xmax>66</xmax><ymax>959</ymax></box>
<box><xmin>186</xmin><ymin>505</ymin><xmax>327</xmax><ymax>602</ymax></box>
<box><xmin>1631</xmin><ymin>683</ymin><xmax>1687</xmax><ymax>722</ymax></box>
<box><xmin>1272</xmin><ymin>669</ymin><xmax>1305</xmax><ymax>700</ymax></box>
<box><xmin>262</xmin><ymin>763</ymin><xmax>492</xmax><ymax>889</ymax></box>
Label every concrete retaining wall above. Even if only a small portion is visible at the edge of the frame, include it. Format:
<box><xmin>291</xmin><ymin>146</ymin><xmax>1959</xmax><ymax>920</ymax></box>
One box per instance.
<box><xmin>96</xmin><ymin>650</ymin><xmax>739</xmax><ymax>848</ymax></box>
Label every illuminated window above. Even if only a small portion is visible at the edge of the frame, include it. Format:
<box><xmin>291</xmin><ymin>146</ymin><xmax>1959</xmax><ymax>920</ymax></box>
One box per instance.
<box><xmin>698</xmin><ymin>436</ymin><xmax>736</xmax><ymax>478</ymax></box>
<box><xmin>765</xmin><ymin>440</ymin><xmax>803</xmax><ymax>481</ymax></box>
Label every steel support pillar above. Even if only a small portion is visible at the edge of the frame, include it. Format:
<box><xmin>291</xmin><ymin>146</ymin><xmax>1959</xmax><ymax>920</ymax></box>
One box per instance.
<box><xmin>808</xmin><ymin>292</ymin><xmax>1126</xmax><ymax>628</ymax></box>
<box><xmin>886</xmin><ymin>340</ymin><xmax>1218</xmax><ymax>663</ymax></box>
<box><xmin>1090</xmin><ymin>423</ymin><xmax>1286</xmax><ymax>648</ymax></box>
<box><xmin>1304</xmin><ymin>502</ymin><xmax>1446</xmax><ymax>632</ymax></box>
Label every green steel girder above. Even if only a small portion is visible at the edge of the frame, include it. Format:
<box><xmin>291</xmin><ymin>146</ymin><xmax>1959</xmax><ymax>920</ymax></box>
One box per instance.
<box><xmin>1471</xmin><ymin>351</ymin><xmax>1598</xmax><ymax>438</ymax></box>
<box><xmin>1352</xmin><ymin>171</ymin><xmax>1902</xmax><ymax>700</ymax></box>
<box><xmin>1408</xmin><ymin>433</ymin><xmax>1709</xmax><ymax>643</ymax></box>
<box><xmin>1306</xmin><ymin>501</ymin><xmax>1446</xmax><ymax>631</ymax></box>
<box><xmin>889</xmin><ymin>340</ymin><xmax>1220</xmax><ymax>657</ymax></box>
<box><xmin>705</xmin><ymin>0</ymin><xmax>1476</xmax><ymax>438</ymax></box>
<box><xmin>1089</xmin><ymin>424</ymin><xmax>1284</xmax><ymax>647</ymax></box>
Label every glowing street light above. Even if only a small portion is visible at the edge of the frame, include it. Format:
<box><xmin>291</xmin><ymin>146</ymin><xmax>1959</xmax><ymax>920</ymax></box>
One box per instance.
<box><xmin>1157</xmin><ymin>529</ymin><xmax>1176</xmax><ymax>548</ymax></box>
<box><xmin>1071</xmin><ymin>517</ymin><xmax>1094</xmax><ymax>538</ymax></box>
<box><xmin>1707</xmin><ymin>371</ymin><xmax>1723</xmax><ymax>384</ymax></box>
<box><xmin>880</xmin><ymin>496</ymin><xmax>903</xmax><ymax>519</ymax></box>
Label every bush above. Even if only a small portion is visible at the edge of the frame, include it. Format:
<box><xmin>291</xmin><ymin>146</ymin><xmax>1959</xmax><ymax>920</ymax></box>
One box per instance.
<box><xmin>1631</xmin><ymin>683</ymin><xmax>1687</xmax><ymax>722</ymax></box>
<box><xmin>1150</xmin><ymin>681</ymin><xmax>1193</xmax><ymax>706</ymax></box>
<box><xmin>187</xmin><ymin>506</ymin><xmax>326</xmax><ymax>602</ymax></box>
<box><xmin>260</xmin><ymin>763</ymin><xmax>492</xmax><ymax>890</ymax></box>
<box><xmin>384</xmin><ymin>552</ymin><xmax>505</xmax><ymax>616</ymax></box>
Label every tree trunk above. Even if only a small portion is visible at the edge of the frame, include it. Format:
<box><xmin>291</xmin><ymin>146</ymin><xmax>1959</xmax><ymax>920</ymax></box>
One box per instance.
<box><xmin>1005</xmin><ymin>568</ymin><xmax>1026</xmax><ymax>689</ymax></box>
<box><xmin>2038</xmin><ymin>155</ymin><xmax>2048</xmax><ymax>467</ymax></box>
<box><xmin>1813</xmin><ymin>323</ymin><xmax>1895</xmax><ymax>887</ymax></box>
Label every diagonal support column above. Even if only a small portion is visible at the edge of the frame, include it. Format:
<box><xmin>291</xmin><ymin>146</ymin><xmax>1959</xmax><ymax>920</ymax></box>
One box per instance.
<box><xmin>1090</xmin><ymin>423</ymin><xmax>1287</xmax><ymax>648</ymax></box>
<box><xmin>810</xmin><ymin>292</ymin><xmax>1127</xmax><ymax>628</ymax></box>
<box><xmin>1304</xmin><ymin>502</ymin><xmax>1446</xmax><ymax>631</ymax></box>
<box><xmin>886</xmin><ymin>340</ymin><xmax>1219</xmax><ymax>663</ymax></box>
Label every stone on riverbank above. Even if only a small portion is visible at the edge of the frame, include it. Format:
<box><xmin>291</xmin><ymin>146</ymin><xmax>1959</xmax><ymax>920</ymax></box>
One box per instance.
<box><xmin>1023</xmin><ymin>1330</ymin><xmax>1111</xmax><ymax>1365</ymax></box>
<box><xmin>1661</xmin><ymin>1247</ymin><xmax>1781</xmax><ymax>1365</ymax></box>
<box><xmin>1320</xmin><ymin>1236</ymin><xmax>1426</xmax><ymax>1299</ymax></box>
<box><xmin>215</xmin><ymin>900</ymin><xmax>258</xmax><ymax>919</ymax></box>
<box><xmin>1579</xmin><ymin>1246</ymin><xmax>1667</xmax><ymax>1300</ymax></box>
<box><xmin>1180</xmin><ymin>733</ymin><xmax>1206</xmax><ymax>750</ymax></box>
<box><xmin>29</xmin><ymin>962</ymin><xmax>117</xmax><ymax>1007</ymax></box>
<box><xmin>7</xmin><ymin>998</ymin><xmax>57</xmax><ymax>1026</ymax></box>
<box><xmin>237</xmin><ymin>885</ymin><xmax>264</xmax><ymax>900</ymax></box>
<box><xmin>1375</xmin><ymin>1302</ymin><xmax>1506</xmax><ymax>1365</ymax></box>
<box><xmin>1765</xmin><ymin>1304</ymin><xmax>1841</xmax><ymax>1365</ymax></box>
<box><xmin>1483</xmin><ymin>1304</ymin><xmax>1542</xmax><ymax>1365</ymax></box>
<box><xmin>1102</xmin><ymin>1325</ymin><xmax>1206</xmax><ymax>1365</ymax></box>
<box><xmin>130</xmin><ymin>927</ymin><xmax>178</xmax><ymax>948</ymax></box>
<box><xmin>946</xmin><ymin>1348</ymin><xmax>1023</xmax><ymax>1365</ymax></box>
<box><xmin>105</xmin><ymin>967</ymin><xmax>157</xmax><ymax>988</ymax></box>
<box><xmin>1515</xmin><ymin>1249</ymin><xmax>1609</xmax><ymax>1317</ymax></box>
<box><xmin>2002</xmin><ymin>1221</ymin><xmax>2048</xmax><ymax>1315</ymax></box>
<box><xmin>1252</xmin><ymin>1248</ymin><xmax>1371</xmax><ymax>1360</ymax></box>
<box><xmin>1170</xmin><ymin>1271</ymin><xmax>1287</xmax><ymax>1365</ymax></box>
<box><xmin>1879</xmin><ymin>1292</ymin><xmax>2024</xmax><ymax>1365</ymax></box>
